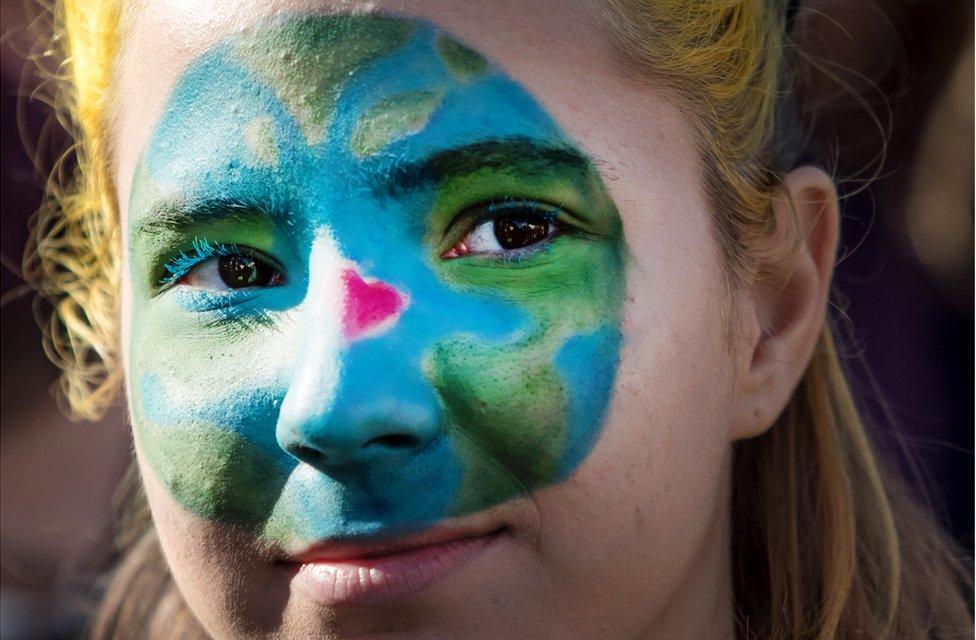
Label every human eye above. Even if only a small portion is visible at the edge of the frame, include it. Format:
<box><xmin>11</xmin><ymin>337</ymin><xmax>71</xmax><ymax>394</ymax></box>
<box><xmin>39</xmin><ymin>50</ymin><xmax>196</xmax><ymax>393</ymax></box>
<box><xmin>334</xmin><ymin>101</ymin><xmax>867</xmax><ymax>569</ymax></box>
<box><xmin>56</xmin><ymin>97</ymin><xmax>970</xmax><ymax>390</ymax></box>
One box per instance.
<box><xmin>441</xmin><ymin>200</ymin><xmax>564</xmax><ymax>260</ymax></box>
<box><xmin>160</xmin><ymin>238</ymin><xmax>285</xmax><ymax>292</ymax></box>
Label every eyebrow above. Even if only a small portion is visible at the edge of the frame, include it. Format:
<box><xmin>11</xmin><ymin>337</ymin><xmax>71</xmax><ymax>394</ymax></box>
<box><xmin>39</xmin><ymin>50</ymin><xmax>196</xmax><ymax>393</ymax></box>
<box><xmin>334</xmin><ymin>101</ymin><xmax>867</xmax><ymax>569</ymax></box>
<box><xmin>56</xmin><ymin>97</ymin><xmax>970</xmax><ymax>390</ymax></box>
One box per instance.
<box><xmin>133</xmin><ymin>138</ymin><xmax>594</xmax><ymax>236</ymax></box>
<box><xmin>379</xmin><ymin>136</ymin><xmax>593</xmax><ymax>197</ymax></box>
<box><xmin>133</xmin><ymin>196</ymin><xmax>288</xmax><ymax>237</ymax></box>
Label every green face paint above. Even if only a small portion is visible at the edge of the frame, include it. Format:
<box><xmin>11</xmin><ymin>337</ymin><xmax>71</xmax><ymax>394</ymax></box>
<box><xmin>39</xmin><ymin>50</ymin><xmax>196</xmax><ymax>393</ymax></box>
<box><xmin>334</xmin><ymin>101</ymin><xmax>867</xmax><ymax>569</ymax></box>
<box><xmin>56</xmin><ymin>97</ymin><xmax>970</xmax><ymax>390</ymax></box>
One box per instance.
<box><xmin>127</xmin><ymin>14</ymin><xmax>626</xmax><ymax>547</ymax></box>
<box><xmin>436</xmin><ymin>35</ymin><xmax>489</xmax><ymax>79</ymax></box>
<box><xmin>234</xmin><ymin>15</ymin><xmax>414</xmax><ymax>145</ymax></box>
<box><xmin>351</xmin><ymin>89</ymin><xmax>445</xmax><ymax>157</ymax></box>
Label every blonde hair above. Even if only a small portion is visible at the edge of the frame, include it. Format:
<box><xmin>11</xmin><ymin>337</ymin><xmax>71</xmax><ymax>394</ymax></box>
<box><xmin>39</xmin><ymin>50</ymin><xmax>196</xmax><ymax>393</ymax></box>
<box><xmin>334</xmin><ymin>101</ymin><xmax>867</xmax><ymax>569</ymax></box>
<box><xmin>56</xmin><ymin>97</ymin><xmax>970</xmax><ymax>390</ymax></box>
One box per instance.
<box><xmin>25</xmin><ymin>0</ymin><xmax>122</xmax><ymax>419</ymax></box>
<box><xmin>25</xmin><ymin>1</ymin><xmax>972</xmax><ymax>638</ymax></box>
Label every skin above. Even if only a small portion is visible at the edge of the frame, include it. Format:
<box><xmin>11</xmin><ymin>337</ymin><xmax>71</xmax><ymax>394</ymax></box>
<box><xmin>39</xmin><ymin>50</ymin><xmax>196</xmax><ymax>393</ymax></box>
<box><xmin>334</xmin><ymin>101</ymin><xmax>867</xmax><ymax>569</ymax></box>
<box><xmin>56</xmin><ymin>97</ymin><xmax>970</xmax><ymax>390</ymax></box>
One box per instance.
<box><xmin>115</xmin><ymin>2</ymin><xmax>840</xmax><ymax>638</ymax></box>
<box><xmin>128</xmin><ymin>12</ymin><xmax>625</xmax><ymax>542</ymax></box>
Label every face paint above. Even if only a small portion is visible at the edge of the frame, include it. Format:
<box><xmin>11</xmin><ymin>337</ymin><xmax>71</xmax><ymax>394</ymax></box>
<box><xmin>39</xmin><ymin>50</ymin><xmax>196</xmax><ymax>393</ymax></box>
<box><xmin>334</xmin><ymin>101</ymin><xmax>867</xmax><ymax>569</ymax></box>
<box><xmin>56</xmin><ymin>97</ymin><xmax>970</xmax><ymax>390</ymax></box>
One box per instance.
<box><xmin>340</xmin><ymin>267</ymin><xmax>408</xmax><ymax>341</ymax></box>
<box><xmin>127</xmin><ymin>14</ymin><xmax>626</xmax><ymax>548</ymax></box>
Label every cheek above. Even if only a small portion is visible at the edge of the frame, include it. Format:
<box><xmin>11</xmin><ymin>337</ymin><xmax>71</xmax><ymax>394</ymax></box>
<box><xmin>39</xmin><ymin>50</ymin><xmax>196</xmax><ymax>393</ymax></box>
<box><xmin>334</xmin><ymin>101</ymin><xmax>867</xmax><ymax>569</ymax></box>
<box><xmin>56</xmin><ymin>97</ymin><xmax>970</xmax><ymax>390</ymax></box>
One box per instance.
<box><xmin>137</xmin><ymin>458</ymin><xmax>298</xmax><ymax>640</ymax></box>
<box><xmin>125</xmin><ymin>292</ymin><xmax>302</xmax><ymax>529</ymax></box>
<box><xmin>429</xmin><ymin>240</ymin><xmax>626</xmax><ymax>513</ymax></box>
<box><xmin>427</xmin><ymin>322</ymin><xmax>622</xmax><ymax>513</ymax></box>
<box><xmin>540</xmin><ymin>261</ymin><xmax>736</xmax><ymax>628</ymax></box>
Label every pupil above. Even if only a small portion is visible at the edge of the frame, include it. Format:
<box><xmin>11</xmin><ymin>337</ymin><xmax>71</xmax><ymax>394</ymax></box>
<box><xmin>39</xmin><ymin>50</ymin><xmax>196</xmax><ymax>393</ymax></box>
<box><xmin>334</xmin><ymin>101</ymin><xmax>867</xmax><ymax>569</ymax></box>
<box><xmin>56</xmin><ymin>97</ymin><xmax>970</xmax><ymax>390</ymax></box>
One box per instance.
<box><xmin>493</xmin><ymin>216</ymin><xmax>549</xmax><ymax>250</ymax></box>
<box><xmin>218</xmin><ymin>255</ymin><xmax>268</xmax><ymax>288</ymax></box>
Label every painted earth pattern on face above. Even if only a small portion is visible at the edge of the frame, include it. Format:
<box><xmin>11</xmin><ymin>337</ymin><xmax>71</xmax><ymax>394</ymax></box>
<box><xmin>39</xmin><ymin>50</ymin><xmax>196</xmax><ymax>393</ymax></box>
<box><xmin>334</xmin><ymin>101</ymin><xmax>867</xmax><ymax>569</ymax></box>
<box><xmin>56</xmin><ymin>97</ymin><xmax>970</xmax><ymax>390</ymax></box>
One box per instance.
<box><xmin>127</xmin><ymin>14</ymin><xmax>625</xmax><ymax>546</ymax></box>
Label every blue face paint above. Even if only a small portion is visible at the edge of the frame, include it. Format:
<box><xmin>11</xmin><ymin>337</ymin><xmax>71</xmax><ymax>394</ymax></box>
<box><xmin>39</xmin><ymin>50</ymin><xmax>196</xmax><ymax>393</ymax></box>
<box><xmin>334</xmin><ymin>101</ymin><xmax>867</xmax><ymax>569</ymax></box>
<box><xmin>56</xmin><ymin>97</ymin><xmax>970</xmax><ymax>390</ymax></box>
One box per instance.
<box><xmin>127</xmin><ymin>14</ymin><xmax>625</xmax><ymax>547</ymax></box>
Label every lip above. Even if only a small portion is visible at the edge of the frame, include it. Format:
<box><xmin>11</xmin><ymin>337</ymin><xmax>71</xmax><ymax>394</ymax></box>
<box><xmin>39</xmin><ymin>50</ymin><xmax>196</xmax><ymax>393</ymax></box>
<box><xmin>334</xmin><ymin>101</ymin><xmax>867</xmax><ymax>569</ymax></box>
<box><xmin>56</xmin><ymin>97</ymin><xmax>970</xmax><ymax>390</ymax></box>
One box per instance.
<box><xmin>284</xmin><ymin>525</ymin><xmax>506</xmax><ymax>607</ymax></box>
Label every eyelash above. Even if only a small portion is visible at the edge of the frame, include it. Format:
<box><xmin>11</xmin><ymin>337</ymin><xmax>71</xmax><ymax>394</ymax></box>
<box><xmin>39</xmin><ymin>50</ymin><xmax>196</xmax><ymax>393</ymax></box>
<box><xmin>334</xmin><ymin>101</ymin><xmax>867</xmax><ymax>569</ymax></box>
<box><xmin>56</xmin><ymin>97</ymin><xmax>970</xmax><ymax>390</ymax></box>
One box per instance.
<box><xmin>159</xmin><ymin>199</ymin><xmax>567</xmax><ymax>287</ymax></box>
<box><xmin>159</xmin><ymin>237</ymin><xmax>243</xmax><ymax>288</ymax></box>
<box><xmin>450</xmin><ymin>198</ymin><xmax>568</xmax><ymax>258</ymax></box>
<box><xmin>479</xmin><ymin>198</ymin><xmax>559</xmax><ymax>221</ymax></box>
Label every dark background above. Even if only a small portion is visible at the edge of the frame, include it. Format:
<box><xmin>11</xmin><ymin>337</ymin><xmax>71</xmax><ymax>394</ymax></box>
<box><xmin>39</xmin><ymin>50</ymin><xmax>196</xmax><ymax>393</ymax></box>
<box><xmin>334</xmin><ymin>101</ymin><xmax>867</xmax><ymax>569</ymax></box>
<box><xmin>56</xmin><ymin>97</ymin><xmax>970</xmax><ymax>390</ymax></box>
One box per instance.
<box><xmin>2</xmin><ymin>1</ymin><xmax>973</xmax><ymax>637</ymax></box>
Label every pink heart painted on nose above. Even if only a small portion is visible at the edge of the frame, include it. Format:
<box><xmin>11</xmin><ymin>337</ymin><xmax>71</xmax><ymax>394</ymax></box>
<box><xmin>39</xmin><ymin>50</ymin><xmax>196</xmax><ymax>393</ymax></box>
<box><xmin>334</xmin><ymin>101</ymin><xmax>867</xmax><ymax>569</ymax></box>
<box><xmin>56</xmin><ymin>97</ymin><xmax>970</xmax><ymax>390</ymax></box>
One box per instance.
<box><xmin>341</xmin><ymin>268</ymin><xmax>407</xmax><ymax>341</ymax></box>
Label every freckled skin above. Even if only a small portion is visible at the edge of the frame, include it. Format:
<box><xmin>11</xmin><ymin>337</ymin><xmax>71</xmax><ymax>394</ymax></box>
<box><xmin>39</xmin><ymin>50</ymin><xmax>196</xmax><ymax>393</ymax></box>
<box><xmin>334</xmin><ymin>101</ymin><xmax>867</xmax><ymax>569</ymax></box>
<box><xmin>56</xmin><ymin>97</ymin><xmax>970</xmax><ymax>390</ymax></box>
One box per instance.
<box><xmin>127</xmin><ymin>15</ymin><xmax>625</xmax><ymax>547</ymax></box>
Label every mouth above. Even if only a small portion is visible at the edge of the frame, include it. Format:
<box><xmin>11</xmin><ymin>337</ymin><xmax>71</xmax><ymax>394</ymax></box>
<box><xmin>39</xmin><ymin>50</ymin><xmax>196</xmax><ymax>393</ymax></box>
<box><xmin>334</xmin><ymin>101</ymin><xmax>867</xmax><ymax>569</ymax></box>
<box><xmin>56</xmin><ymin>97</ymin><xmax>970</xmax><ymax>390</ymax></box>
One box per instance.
<box><xmin>282</xmin><ymin>523</ymin><xmax>508</xmax><ymax>607</ymax></box>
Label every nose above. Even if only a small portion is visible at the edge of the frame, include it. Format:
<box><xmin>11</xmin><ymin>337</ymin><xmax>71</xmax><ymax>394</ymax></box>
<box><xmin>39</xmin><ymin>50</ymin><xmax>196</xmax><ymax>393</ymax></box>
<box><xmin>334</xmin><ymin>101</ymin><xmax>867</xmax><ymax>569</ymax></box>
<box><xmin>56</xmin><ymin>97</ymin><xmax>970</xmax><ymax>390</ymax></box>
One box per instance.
<box><xmin>276</xmin><ymin>243</ymin><xmax>439</xmax><ymax>470</ymax></box>
<box><xmin>277</xmin><ymin>381</ymin><xmax>442</xmax><ymax>468</ymax></box>
<box><xmin>277</xmin><ymin>336</ymin><xmax>443</xmax><ymax>468</ymax></box>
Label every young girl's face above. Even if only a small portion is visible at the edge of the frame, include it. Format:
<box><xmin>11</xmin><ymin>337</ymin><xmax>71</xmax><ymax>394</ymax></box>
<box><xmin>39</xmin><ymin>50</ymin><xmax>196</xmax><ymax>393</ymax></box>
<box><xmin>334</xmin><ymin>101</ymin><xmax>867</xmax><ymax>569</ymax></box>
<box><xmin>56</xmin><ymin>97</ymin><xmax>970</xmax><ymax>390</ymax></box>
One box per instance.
<box><xmin>117</xmin><ymin>2</ymin><xmax>741</xmax><ymax>637</ymax></box>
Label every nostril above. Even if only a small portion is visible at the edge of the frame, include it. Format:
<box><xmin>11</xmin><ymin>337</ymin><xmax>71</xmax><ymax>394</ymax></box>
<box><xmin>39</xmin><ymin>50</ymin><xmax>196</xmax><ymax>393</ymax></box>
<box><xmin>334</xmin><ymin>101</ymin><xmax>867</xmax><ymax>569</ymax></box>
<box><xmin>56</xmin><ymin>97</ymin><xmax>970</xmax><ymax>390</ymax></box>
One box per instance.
<box><xmin>366</xmin><ymin>433</ymin><xmax>421</xmax><ymax>450</ymax></box>
<box><xmin>288</xmin><ymin>444</ymin><xmax>328</xmax><ymax>465</ymax></box>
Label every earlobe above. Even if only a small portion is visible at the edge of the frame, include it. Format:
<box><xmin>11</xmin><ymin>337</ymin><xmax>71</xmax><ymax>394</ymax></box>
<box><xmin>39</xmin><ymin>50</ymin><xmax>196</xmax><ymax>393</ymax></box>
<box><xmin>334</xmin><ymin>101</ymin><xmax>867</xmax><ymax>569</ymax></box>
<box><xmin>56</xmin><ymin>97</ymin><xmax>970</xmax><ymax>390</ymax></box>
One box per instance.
<box><xmin>730</xmin><ymin>166</ymin><xmax>840</xmax><ymax>440</ymax></box>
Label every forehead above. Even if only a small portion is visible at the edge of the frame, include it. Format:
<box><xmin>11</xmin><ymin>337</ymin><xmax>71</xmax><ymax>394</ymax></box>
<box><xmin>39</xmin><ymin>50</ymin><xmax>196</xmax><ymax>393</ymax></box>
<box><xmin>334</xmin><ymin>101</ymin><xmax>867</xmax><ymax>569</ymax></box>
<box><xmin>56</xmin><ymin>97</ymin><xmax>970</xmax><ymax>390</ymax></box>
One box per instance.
<box><xmin>137</xmin><ymin>15</ymin><xmax>567</xmax><ymax>196</ymax></box>
<box><xmin>113</xmin><ymin>0</ymin><xmax>706</xmax><ymax>274</ymax></box>
<box><xmin>113</xmin><ymin>0</ymin><xmax>668</xmax><ymax>208</ymax></box>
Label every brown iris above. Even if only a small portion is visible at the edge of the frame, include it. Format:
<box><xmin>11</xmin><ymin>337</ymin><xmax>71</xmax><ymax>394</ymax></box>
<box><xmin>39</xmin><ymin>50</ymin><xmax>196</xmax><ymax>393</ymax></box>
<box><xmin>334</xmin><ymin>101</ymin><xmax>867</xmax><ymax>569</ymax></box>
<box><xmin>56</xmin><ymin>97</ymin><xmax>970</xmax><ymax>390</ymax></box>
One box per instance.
<box><xmin>218</xmin><ymin>255</ymin><xmax>280</xmax><ymax>288</ymax></box>
<box><xmin>493</xmin><ymin>216</ymin><xmax>550</xmax><ymax>250</ymax></box>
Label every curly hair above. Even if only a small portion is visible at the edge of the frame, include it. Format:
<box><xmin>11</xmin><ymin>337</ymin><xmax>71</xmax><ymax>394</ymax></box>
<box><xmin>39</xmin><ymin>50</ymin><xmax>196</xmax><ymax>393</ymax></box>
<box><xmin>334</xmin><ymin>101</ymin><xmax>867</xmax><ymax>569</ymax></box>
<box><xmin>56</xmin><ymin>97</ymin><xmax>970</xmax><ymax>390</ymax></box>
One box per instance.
<box><xmin>24</xmin><ymin>0</ymin><xmax>122</xmax><ymax>420</ymax></box>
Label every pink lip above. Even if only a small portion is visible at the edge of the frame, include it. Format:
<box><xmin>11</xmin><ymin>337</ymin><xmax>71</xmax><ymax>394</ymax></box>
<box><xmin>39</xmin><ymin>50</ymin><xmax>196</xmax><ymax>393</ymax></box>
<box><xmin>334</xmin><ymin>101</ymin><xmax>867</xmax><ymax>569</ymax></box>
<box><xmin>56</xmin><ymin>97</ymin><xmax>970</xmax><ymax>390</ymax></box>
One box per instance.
<box><xmin>285</xmin><ymin>527</ymin><xmax>505</xmax><ymax>607</ymax></box>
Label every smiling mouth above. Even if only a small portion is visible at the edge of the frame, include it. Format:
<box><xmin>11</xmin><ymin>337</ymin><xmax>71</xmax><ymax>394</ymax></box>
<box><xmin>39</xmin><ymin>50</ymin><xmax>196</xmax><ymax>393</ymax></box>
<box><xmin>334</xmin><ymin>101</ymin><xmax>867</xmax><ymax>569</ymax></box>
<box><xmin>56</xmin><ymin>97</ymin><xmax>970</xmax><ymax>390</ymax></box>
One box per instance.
<box><xmin>282</xmin><ymin>524</ymin><xmax>508</xmax><ymax>607</ymax></box>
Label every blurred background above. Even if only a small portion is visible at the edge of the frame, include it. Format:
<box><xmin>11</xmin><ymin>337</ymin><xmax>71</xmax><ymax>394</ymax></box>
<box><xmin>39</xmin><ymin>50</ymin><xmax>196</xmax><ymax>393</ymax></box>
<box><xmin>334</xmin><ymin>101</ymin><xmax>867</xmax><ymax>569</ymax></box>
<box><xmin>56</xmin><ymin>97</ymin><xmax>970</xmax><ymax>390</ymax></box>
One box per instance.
<box><xmin>1</xmin><ymin>1</ymin><xmax>973</xmax><ymax>637</ymax></box>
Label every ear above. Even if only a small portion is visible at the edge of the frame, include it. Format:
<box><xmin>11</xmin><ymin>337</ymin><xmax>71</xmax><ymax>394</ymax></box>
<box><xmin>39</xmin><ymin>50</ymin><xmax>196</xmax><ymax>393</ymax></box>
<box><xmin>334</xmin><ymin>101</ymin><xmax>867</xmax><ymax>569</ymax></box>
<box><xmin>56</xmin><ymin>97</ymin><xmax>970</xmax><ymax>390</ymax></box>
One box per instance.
<box><xmin>730</xmin><ymin>166</ymin><xmax>840</xmax><ymax>440</ymax></box>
